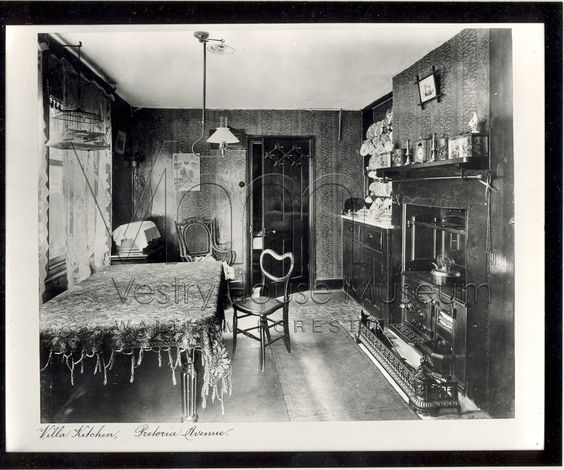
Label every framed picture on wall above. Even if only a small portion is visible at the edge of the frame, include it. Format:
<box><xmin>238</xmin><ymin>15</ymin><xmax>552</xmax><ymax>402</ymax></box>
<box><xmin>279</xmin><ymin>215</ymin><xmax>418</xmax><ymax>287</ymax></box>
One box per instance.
<box><xmin>115</xmin><ymin>130</ymin><xmax>126</xmax><ymax>155</ymax></box>
<box><xmin>416</xmin><ymin>67</ymin><xmax>440</xmax><ymax>107</ymax></box>
<box><xmin>173</xmin><ymin>152</ymin><xmax>200</xmax><ymax>191</ymax></box>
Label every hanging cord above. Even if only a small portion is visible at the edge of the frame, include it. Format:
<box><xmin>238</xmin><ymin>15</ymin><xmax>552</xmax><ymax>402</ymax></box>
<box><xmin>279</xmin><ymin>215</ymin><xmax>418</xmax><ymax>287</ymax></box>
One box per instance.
<box><xmin>191</xmin><ymin>41</ymin><xmax>207</xmax><ymax>155</ymax></box>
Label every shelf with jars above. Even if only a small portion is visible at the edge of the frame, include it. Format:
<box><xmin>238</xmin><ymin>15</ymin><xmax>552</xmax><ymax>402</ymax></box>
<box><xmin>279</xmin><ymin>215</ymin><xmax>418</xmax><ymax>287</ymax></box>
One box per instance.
<box><xmin>374</xmin><ymin>112</ymin><xmax>490</xmax><ymax>181</ymax></box>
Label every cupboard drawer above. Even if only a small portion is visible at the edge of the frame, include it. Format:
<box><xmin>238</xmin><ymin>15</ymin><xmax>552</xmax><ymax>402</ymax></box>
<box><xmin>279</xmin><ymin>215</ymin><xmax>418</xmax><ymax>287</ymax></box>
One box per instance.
<box><xmin>343</xmin><ymin>220</ymin><xmax>354</xmax><ymax>238</ymax></box>
<box><xmin>343</xmin><ymin>220</ymin><xmax>362</xmax><ymax>240</ymax></box>
<box><xmin>364</xmin><ymin>227</ymin><xmax>383</xmax><ymax>251</ymax></box>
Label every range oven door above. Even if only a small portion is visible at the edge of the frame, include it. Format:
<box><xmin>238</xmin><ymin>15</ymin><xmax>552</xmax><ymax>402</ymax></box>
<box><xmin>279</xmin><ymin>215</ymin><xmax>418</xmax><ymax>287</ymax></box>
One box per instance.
<box><xmin>403</xmin><ymin>280</ymin><xmax>434</xmax><ymax>340</ymax></box>
<box><xmin>435</xmin><ymin>298</ymin><xmax>468</xmax><ymax>389</ymax></box>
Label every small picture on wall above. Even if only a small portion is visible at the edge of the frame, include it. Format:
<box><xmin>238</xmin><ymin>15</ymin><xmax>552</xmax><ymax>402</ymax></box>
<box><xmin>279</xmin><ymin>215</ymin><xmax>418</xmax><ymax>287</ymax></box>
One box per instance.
<box><xmin>417</xmin><ymin>71</ymin><xmax>438</xmax><ymax>105</ymax></box>
<box><xmin>173</xmin><ymin>152</ymin><xmax>200</xmax><ymax>191</ymax></box>
<box><xmin>115</xmin><ymin>130</ymin><xmax>126</xmax><ymax>155</ymax></box>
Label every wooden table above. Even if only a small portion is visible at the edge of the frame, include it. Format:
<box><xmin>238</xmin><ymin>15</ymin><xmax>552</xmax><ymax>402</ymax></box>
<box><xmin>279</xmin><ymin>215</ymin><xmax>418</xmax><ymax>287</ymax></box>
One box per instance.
<box><xmin>40</xmin><ymin>261</ymin><xmax>230</xmax><ymax>422</ymax></box>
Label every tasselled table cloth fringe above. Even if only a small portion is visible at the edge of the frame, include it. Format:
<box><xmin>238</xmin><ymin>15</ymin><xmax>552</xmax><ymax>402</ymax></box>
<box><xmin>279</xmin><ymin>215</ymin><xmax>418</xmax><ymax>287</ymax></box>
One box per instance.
<box><xmin>40</xmin><ymin>261</ymin><xmax>231</xmax><ymax>412</ymax></box>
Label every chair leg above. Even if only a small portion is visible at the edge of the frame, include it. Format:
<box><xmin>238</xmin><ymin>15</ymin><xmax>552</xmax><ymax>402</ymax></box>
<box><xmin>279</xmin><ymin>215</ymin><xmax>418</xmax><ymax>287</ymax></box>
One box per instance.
<box><xmin>232</xmin><ymin>308</ymin><xmax>238</xmax><ymax>359</ymax></box>
<box><xmin>259</xmin><ymin>317</ymin><xmax>266</xmax><ymax>373</ymax></box>
<box><xmin>263</xmin><ymin>315</ymin><xmax>272</xmax><ymax>345</ymax></box>
<box><xmin>283</xmin><ymin>305</ymin><xmax>291</xmax><ymax>353</ymax></box>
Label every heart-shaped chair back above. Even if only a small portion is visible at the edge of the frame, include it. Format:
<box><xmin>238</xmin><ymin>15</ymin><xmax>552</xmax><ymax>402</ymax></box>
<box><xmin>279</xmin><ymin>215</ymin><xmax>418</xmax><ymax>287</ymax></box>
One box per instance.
<box><xmin>259</xmin><ymin>249</ymin><xmax>295</xmax><ymax>301</ymax></box>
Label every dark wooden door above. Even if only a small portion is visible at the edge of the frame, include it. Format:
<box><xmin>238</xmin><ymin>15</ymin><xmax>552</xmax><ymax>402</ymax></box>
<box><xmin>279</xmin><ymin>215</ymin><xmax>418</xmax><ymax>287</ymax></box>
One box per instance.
<box><xmin>249</xmin><ymin>137</ymin><xmax>311</xmax><ymax>293</ymax></box>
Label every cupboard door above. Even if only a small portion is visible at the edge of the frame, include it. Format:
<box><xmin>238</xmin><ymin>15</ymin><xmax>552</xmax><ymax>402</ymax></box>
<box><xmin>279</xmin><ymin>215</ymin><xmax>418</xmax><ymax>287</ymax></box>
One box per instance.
<box><xmin>343</xmin><ymin>220</ymin><xmax>355</xmax><ymax>238</ymax></box>
<box><xmin>363</xmin><ymin>247</ymin><xmax>385</xmax><ymax>318</ymax></box>
<box><xmin>351</xmin><ymin>242</ymin><xmax>366</xmax><ymax>302</ymax></box>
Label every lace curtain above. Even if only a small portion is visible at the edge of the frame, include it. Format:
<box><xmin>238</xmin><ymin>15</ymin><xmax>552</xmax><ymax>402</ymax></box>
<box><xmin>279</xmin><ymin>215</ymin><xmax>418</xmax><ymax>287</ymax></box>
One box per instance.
<box><xmin>39</xmin><ymin>49</ymin><xmax>113</xmax><ymax>301</ymax></box>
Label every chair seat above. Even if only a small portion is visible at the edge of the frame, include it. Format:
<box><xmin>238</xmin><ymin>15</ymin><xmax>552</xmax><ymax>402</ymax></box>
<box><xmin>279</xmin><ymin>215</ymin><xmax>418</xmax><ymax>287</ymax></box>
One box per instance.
<box><xmin>232</xmin><ymin>249</ymin><xmax>294</xmax><ymax>372</ymax></box>
<box><xmin>233</xmin><ymin>296</ymin><xmax>286</xmax><ymax>316</ymax></box>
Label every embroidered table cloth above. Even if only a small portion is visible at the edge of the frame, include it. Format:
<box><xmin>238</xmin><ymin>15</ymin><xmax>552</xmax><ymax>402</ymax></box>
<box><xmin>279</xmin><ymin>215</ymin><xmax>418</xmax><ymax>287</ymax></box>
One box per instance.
<box><xmin>40</xmin><ymin>261</ymin><xmax>231</xmax><ymax>408</ymax></box>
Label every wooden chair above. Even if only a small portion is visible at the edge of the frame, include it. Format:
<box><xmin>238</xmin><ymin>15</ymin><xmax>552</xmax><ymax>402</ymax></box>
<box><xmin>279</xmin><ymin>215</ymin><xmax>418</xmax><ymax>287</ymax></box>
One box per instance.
<box><xmin>232</xmin><ymin>249</ymin><xmax>294</xmax><ymax>372</ymax></box>
<box><xmin>175</xmin><ymin>217</ymin><xmax>235</xmax><ymax>265</ymax></box>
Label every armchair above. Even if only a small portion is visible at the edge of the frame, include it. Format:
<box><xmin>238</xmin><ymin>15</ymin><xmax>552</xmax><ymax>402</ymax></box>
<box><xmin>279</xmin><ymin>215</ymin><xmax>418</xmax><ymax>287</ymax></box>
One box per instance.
<box><xmin>175</xmin><ymin>217</ymin><xmax>236</xmax><ymax>265</ymax></box>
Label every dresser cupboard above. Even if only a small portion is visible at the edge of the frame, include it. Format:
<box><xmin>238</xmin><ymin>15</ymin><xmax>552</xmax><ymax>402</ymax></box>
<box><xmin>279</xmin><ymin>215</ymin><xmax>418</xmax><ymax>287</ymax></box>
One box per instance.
<box><xmin>342</xmin><ymin>217</ymin><xmax>400</xmax><ymax>325</ymax></box>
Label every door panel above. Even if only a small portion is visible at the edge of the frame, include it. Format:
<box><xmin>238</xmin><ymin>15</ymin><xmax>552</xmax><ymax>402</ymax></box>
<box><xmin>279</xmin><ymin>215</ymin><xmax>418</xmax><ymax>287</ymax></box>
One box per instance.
<box><xmin>250</xmin><ymin>141</ymin><xmax>264</xmax><ymax>288</ymax></box>
<box><xmin>250</xmin><ymin>137</ymin><xmax>311</xmax><ymax>294</ymax></box>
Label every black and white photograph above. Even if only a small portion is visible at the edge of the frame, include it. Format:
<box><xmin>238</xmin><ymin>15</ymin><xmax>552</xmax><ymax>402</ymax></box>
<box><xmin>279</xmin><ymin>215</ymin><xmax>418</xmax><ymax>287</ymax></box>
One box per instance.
<box><xmin>3</xmin><ymin>1</ymin><xmax>560</xmax><ymax>465</ymax></box>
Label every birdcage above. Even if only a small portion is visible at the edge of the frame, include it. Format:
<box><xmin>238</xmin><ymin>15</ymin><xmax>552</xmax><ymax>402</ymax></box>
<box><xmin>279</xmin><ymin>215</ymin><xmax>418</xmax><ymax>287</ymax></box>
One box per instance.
<box><xmin>46</xmin><ymin>41</ymin><xmax>109</xmax><ymax>152</ymax></box>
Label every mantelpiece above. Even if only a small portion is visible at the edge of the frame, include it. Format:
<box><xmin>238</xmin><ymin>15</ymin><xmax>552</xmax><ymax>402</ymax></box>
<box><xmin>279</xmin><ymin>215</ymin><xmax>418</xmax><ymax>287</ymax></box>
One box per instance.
<box><xmin>375</xmin><ymin>156</ymin><xmax>489</xmax><ymax>181</ymax></box>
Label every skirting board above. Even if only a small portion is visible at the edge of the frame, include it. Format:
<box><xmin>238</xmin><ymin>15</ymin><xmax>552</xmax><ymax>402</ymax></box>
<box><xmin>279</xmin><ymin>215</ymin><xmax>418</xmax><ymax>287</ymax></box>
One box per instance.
<box><xmin>314</xmin><ymin>279</ymin><xmax>343</xmax><ymax>290</ymax></box>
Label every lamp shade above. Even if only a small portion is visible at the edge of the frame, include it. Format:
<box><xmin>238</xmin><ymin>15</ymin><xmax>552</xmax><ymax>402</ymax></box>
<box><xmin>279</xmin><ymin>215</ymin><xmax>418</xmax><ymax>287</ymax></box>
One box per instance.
<box><xmin>207</xmin><ymin>127</ymin><xmax>239</xmax><ymax>145</ymax></box>
<box><xmin>206</xmin><ymin>115</ymin><xmax>239</xmax><ymax>145</ymax></box>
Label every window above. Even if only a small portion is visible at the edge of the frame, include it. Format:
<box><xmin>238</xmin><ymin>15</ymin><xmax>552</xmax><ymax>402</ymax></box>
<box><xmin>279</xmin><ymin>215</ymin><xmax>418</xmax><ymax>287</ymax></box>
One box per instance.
<box><xmin>48</xmin><ymin>150</ymin><xmax>65</xmax><ymax>266</ymax></box>
<box><xmin>47</xmin><ymin>95</ymin><xmax>66</xmax><ymax>273</ymax></box>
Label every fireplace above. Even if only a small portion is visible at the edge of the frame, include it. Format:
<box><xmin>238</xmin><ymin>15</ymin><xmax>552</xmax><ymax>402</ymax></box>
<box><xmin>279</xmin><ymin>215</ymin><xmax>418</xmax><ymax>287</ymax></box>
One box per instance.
<box><xmin>391</xmin><ymin>203</ymin><xmax>470</xmax><ymax>390</ymax></box>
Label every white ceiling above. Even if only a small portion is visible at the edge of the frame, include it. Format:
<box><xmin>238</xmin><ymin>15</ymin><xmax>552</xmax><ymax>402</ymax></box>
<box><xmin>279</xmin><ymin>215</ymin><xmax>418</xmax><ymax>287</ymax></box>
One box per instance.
<box><xmin>57</xmin><ymin>25</ymin><xmax>464</xmax><ymax>110</ymax></box>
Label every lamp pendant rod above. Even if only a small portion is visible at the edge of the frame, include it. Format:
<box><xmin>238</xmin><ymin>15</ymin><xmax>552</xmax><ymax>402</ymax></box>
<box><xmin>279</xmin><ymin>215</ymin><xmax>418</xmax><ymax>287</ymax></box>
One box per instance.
<box><xmin>202</xmin><ymin>42</ymin><xmax>206</xmax><ymax>127</ymax></box>
<box><xmin>191</xmin><ymin>41</ymin><xmax>207</xmax><ymax>155</ymax></box>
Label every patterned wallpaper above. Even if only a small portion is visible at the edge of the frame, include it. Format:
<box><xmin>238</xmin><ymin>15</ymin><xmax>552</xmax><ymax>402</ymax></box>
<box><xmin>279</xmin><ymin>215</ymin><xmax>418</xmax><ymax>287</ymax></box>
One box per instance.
<box><xmin>392</xmin><ymin>29</ymin><xmax>490</xmax><ymax>148</ymax></box>
<box><xmin>131</xmin><ymin>109</ymin><xmax>364</xmax><ymax>281</ymax></box>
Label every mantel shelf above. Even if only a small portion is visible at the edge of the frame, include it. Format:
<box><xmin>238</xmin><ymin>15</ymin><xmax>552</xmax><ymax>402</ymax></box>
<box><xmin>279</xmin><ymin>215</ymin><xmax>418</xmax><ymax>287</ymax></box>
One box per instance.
<box><xmin>375</xmin><ymin>157</ymin><xmax>489</xmax><ymax>180</ymax></box>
